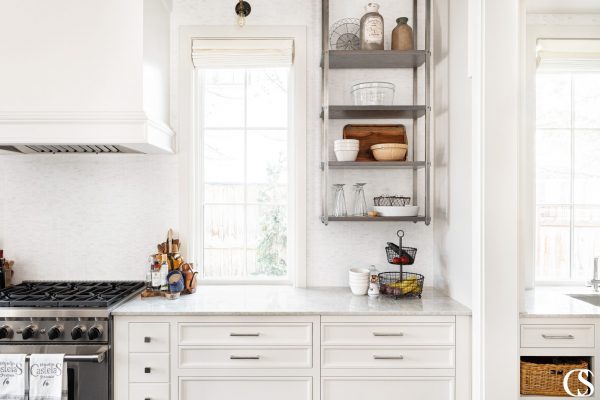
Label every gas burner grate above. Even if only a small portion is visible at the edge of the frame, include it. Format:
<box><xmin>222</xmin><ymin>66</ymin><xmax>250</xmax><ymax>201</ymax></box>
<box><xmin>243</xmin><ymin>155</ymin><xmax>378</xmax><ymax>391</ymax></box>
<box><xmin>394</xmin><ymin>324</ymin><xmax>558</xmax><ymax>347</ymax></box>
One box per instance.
<box><xmin>0</xmin><ymin>281</ymin><xmax>145</xmax><ymax>308</ymax></box>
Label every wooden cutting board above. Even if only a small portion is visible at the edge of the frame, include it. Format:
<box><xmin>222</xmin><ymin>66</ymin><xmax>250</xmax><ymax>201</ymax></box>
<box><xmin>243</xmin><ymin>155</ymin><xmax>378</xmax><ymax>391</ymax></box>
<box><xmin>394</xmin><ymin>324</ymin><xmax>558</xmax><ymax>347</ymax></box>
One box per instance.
<box><xmin>343</xmin><ymin>124</ymin><xmax>407</xmax><ymax>161</ymax></box>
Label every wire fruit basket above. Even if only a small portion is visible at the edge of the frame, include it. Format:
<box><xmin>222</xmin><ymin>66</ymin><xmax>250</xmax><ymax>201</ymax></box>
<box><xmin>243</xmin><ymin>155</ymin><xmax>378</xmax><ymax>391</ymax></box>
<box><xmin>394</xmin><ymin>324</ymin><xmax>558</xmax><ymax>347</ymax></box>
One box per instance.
<box><xmin>379</xmin><ymin>271</ymin><xmax>424</xmax><ymax>298</ymax></box>
<box><xmin>379</xmin><ymin>230</ymin><xmax>424</xmax><ymax>298</ymax></box>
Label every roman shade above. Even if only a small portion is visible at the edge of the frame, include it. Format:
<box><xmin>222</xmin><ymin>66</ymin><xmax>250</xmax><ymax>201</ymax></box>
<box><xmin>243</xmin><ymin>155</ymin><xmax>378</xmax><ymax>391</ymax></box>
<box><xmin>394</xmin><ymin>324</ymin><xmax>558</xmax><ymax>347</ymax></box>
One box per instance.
<box><xmin>537</xmin><ymin>39</ymin><xmax>600</xmax><ymax>72</ymax></box>
<box><xmin>191</xmin><ymin>38</ymin><xmax>294</xmax><ymax>68</ymax></box>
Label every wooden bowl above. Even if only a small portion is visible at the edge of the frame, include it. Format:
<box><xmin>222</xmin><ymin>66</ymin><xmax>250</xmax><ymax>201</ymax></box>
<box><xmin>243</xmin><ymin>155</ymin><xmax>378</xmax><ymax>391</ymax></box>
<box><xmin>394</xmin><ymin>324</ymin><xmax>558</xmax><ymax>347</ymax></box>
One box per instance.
<box><xmin>370</xmin><ymin>143</ymin><xmax>408</xmax><ymax>161</ymax></box>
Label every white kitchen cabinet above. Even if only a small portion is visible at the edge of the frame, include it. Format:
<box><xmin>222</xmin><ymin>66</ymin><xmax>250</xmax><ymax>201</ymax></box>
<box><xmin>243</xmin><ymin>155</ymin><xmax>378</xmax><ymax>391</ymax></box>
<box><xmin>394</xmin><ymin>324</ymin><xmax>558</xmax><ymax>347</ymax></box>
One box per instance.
<box><xmin>521</xmin><ymin>324</ymin><xmax>595</xmax><ymax>348</ymax></box>
<box><xmin>321</xmin><ymin>346</ymin><xmax>455</xmax><ymax>369</ymax></box>
<box><xmin>179</xmin><ymin>346</ymin><xmax>312</xmax><ymax>369</ymax></box>
<box><xmin>322</xmin><ymin>377</ymin><xmax>454</xmax><ymax>400</ymax></box>
<box><xmin>178</xmin><ymin>322</ymin><xmax>312</xmax><ymax>346</ymax></box>
<box><xmin>114</xmin><ymin>315</ymin><xmax>470</xmax><ymax>400</ymax></box>
<box><xmin>129</xmin><ymin>383</ymin><xmax>170</xmax><ymax>400</ymax></box>
<box><xmin>0</xmin><ymin>0</ymin><xmax>174</xmax><ymax>153</ymax></box>
<box><xmin>179</xmin><ymin>377</ymin><xmax>312</xmax><ymax>400</ymax></box>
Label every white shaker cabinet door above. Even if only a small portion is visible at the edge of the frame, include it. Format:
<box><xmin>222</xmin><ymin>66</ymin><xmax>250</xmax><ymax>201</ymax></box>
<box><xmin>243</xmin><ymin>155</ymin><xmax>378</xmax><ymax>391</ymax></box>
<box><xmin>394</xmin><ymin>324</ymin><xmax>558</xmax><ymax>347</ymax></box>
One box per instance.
<box><xmin>179</xmin><ymin>377</ymin><xmax>312</xmax><ymax>400</ymax></box>
<box><xmin>322</xmin><ymin>377</ymin><xmax>454</xmax><ymax>400</ymax></box>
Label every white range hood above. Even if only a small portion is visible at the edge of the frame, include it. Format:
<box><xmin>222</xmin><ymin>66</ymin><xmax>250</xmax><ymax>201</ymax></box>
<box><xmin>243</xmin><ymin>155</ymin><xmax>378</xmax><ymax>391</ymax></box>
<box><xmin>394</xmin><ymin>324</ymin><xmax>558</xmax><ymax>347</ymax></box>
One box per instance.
<box><xmin>0</xmin><ymin>0</ymin><xmax>175</xmax><ymax>155</ymax></box>
<box><xmin>0</xmin><ymin>112</ymin><xmax>174</xmax><ymax>154</ymax></box>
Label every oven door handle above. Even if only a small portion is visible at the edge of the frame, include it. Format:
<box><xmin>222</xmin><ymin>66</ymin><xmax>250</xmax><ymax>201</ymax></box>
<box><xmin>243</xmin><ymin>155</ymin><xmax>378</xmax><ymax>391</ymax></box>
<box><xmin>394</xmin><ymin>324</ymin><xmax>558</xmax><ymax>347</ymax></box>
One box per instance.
<box><xmin>25</xmin><ymin>345</ymin><xmax>109</xmax><ymax>364</ymax></box>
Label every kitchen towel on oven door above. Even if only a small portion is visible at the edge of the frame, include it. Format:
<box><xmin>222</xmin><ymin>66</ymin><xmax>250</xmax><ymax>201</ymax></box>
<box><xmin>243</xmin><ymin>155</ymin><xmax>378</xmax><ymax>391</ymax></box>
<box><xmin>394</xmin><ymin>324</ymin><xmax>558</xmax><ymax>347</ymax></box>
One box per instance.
<box><xmin>28</xmin><ymin>354</ymin><xmax>67</xmax><ymax>400</ymax></box>
<box><xmin>0</xmin><ymin>354</ymin><xmax>26</xmax><ymax>400</ymax></box>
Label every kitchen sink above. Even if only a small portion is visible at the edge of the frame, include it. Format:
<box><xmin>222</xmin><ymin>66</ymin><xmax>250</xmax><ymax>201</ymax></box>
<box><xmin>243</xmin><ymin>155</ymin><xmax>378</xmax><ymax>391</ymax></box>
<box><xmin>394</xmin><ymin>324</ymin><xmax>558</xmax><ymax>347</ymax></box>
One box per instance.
<box><xmin>568</xmin><ymin>293</ymin><xmax>600</xmax><ymax>307</ymax></box>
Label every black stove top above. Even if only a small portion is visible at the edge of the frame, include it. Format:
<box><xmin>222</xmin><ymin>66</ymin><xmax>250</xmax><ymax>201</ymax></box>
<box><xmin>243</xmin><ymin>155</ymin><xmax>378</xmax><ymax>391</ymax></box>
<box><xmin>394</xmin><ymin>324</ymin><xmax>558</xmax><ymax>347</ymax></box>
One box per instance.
<box><xmin>0</xmin><ymin>281</ymin><xmax>145</xmax><ymax>308</ymax></box>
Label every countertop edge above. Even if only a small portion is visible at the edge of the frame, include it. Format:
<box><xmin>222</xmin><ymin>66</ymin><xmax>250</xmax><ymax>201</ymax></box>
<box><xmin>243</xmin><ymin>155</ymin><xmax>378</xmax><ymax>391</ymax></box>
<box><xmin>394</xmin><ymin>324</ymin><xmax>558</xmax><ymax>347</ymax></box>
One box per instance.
<box><xmin>112</xmin><ymin>311</ymin><xmax>472</xmax><ymax>316</ymax></box>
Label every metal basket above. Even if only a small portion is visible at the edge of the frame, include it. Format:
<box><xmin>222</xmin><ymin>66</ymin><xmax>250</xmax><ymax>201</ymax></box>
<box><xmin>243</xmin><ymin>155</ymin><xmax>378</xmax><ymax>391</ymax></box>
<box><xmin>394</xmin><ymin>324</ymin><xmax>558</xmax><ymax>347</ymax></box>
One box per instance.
<box><xmin>378</xmin><ymin>271</ymin><xmax>424</xmax><ymax>298</ymax></box>
<box><xmin>386</xmin><ymin>246</ymin><xmax>417</xmax><ymax>265</ymax></box>
<box><xmin>374</xmin><ymin>196</ymin><xmax>411</xmax><ymax>207</ymax></box>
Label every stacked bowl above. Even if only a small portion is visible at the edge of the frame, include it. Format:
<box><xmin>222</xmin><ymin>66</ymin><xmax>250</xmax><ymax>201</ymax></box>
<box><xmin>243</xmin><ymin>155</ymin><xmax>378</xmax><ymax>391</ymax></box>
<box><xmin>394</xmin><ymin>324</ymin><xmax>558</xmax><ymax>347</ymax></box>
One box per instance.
<box><xmin>334</xmin><ymin>139</ymin><xmax>359</xmax><ymax>162</ymax></box>
<box><xmin>348</xmin><ymin>268</ymin><xmax>370</xmax><ymax>295</ymax></box>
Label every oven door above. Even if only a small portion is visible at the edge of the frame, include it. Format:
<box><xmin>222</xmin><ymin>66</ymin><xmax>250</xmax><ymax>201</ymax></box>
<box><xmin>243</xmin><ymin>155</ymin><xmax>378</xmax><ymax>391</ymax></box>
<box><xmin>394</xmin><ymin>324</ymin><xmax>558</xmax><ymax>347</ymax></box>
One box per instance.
<box><xmin>0</xmin><ymin>344</ymin><xmax>109</xmax><ymax>400</ymax></box>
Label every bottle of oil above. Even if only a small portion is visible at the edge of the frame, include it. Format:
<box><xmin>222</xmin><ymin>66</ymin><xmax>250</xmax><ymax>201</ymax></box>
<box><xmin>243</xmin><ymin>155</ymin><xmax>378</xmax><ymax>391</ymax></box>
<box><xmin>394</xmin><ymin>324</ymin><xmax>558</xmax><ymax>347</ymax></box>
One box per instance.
<box><xmin>360</xmin><ymin>3</ymin><xmax>384</xmax><ymax>50</ymax></box>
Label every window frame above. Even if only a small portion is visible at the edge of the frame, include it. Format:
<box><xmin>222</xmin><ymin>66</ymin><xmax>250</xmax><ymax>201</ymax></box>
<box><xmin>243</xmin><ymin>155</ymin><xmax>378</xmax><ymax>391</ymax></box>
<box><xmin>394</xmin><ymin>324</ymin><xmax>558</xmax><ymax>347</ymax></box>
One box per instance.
<box><xmin>521</xmin><ymin>20</ymin><xmax>600</xmax><ymax>288</ymax></box>
<box><xmin>178</xmin><ymin>26</ymin><xmax>307</xmax><ymax>286</ymax></box>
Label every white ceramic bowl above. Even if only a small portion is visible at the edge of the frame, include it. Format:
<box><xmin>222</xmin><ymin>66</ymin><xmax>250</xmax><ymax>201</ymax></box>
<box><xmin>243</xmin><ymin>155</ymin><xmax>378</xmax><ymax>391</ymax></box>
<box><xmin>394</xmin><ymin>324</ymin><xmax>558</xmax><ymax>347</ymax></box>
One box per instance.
<box><xmin>349</xmin><ymin>277</ymin><xmax>369</xmax><ymax>284</ymax></box>
<box><xmin>335</xmin><ymin>139</ymin><xmax>359</xmax><ymax>146</ymax></box>
<box><xmin>373</xmin><ymin>205</ymin><xmax>419</xmax><ymax>217</ymax></box>
<box><xmin>335</xmin><ymin>149</ymin><xmax>359</xmax><ymax>162</ymax></box>
<box><xmin>349</xmin><ymin>268</ymin><xmax>370</xmax><ymax>276</ymax></box>
<box><xmin>334</xmin><ymin>144</ymin><xmax>359</xmax><ymax>150</ymax></box>
<box><xmin>350</xmin><ymin>284</ymin><xmax>369</xmax><ymax>295</ymax></box>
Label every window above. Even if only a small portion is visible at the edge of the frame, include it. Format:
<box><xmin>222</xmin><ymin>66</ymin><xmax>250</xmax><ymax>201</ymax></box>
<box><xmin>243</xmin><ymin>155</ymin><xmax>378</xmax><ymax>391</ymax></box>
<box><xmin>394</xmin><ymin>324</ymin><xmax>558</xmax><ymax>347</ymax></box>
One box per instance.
<box><xmin>535</xmin><ymin>39</ymin><xmax>600</xmax><ymax>282</ymax></box>
<box><xmin>199</xmin><ymin>67</ymin><xmax>290</xmax><ymax>281</ymax></box>
<box><xmin>182</xmin><ymin>30</ymin><xmax>306</xmax><ymax>285</ymax></box>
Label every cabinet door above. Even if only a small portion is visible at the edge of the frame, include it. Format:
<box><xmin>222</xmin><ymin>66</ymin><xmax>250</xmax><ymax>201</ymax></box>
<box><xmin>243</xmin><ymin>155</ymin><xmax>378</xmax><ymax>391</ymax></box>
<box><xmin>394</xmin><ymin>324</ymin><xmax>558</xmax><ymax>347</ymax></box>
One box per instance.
<box><xmin>179</xmin><ymin>377</ymin><xmax>311</xmax><ymax>400</ymax></box>
<box><xmin>129</xmin><ymin>383</ymin><xmax>169</xmax><ymax>400</ymax></box>
<box><xmin>322</xmin><ymin>377</ymin><xmax>454</xmax><ymax>400</ymax></box>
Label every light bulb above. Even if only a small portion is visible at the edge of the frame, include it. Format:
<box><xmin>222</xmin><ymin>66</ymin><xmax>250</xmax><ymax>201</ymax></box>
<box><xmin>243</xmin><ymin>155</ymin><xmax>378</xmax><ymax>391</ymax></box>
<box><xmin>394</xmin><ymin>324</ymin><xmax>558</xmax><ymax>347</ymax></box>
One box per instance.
<box><xmin>237</xmin><ymin>14</ymin><xmax>246</xmax><ymax>27</ymax></box>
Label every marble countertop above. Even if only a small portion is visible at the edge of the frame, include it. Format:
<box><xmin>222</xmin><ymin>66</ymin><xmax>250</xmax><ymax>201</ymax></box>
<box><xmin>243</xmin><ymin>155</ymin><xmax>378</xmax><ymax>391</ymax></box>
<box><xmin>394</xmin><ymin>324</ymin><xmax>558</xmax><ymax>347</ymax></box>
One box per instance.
<box><xmin>112</xmin><ymin>286</ymin><xmax>471</xmax><ymax>316</ymax></box>
<box><xmin>521</xmin><ymin>287</ymin><xmax>600</xmax><ymax>317</ymax></box>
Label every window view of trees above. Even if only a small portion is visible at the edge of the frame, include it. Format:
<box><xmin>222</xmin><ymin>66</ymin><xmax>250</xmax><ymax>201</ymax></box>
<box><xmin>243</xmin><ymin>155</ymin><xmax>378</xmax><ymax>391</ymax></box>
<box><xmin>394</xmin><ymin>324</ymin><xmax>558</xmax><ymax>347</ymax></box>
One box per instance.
<box><xmin>200</xmin><ymin>68</ymin><xmax>289</xmax><ymax>280</ymax></box>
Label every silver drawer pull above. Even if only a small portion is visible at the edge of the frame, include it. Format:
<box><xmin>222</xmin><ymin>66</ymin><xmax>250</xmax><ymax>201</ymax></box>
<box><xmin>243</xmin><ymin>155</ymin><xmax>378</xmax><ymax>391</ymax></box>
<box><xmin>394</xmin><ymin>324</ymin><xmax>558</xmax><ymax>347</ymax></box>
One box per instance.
<box><xmin>230</xmin><ymin>355</ymin><xmax>261</xmax><ymax>360</ymax></box>
<box><xmin>230</xmin><ymin>333</ymin><xmax>260</xmax><ymax>337</ymax></box>
<box><xmin>144</xmin><ymin>336</ymin><xmax>151</xmax><ymax>343</ymax></box>
<box><xmin>373</xmin><ymin>355</ymin><xmax>404</xmax><ymax>360</ymax></box>
<box><xmin>372</xmin><ymin>332</ymin><xmax>404</xmax><ymax>337</ymax></box>
<box><xmin>542</xmin><ymin>334</ymin><xmax>575</xmax><ymax>340</ymax></box>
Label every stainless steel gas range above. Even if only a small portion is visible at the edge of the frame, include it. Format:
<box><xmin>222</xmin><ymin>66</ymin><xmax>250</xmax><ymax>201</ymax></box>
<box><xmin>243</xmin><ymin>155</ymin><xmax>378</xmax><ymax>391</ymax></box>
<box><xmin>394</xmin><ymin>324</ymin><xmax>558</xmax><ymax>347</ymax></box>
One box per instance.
<box><xmin>0</xmin><ymin>281</ymin><xmax>145</xmax><ymax>400</ymax></box>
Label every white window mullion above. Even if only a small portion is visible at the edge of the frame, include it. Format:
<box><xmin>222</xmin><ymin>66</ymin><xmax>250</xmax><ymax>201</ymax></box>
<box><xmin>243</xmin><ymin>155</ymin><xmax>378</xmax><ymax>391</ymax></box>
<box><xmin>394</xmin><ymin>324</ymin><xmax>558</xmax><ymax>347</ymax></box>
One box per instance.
<box><xmin>243</xmin><ymin>69</ymin><xmax>249</xmax><ymax>278</ymax></box>
<box><xmin>569</xmin><ymin>73</ymin><xmax>577</xmax><ymax>280</ymax></box>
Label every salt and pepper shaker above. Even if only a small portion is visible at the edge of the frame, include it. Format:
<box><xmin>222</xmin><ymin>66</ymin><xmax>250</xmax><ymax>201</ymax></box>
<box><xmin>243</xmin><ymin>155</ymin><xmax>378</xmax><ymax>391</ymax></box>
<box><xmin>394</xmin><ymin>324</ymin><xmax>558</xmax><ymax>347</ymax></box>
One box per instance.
<box><xmin>368</xmin><ymin>265</ymin><xmax>380</xmax><ymax>297</ymax></box>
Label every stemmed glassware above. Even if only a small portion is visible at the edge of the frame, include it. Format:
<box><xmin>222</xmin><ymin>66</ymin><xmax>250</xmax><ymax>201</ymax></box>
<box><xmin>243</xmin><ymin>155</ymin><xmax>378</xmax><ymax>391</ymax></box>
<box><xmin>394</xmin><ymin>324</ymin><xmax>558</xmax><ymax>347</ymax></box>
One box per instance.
<box><xmin>332</xmin><ymin>184</ymin><xmax>347</xmax><ymax>217</ymax></box>
<box><xmin>352</xmin><ymin>183</ymin><xmax>368</xmax><ymax>216</ymax></box>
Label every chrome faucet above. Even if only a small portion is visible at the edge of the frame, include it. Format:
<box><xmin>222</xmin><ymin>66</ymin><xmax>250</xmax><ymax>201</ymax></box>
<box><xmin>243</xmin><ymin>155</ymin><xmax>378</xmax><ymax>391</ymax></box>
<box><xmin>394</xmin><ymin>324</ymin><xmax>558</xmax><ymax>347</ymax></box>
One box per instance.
<box><xmin>590</xmin><ymin>257</ymin><xmax>600</xmax><ymax>292</ymax></box>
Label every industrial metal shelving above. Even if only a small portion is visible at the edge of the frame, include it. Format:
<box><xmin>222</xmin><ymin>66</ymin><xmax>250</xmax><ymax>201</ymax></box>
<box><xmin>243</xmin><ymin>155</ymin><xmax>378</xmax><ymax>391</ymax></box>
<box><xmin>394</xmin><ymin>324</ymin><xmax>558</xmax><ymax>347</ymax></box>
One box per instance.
<box><xmin>320</xmin><ymin>0</ymin><xmax>431</xmax><ymax>225</ymax></box>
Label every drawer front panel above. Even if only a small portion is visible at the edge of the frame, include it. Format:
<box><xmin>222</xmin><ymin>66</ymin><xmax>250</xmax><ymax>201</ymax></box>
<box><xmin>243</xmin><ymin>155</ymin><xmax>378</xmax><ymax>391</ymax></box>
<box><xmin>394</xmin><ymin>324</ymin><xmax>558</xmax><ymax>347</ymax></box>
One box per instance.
<box><xmin>179</xmin><ymin>347</ymin><xmax>312</xmax><ymax>369</ymax></box>
<box><xmin>129</xmin><ymin>354</ymin><xmax>170</xmax><ymax>383</ymax></box>
<box><xmin>129</xmin><ymin>322</ymin><xmax>170</xmax><ymax>353</ymax></box>
<box><xmin>322</xmin><ymin>377</ymin><xmax>454</xmax><ymax>400</ymax></box>
<box><xmin>321</xmin><ymin>346</ymin><xmax>455</xmax><ymax>369</ymax></box>
<box><xmin>129</xmin><ymin>383</ymin><xmax>170</xmax><ymax>400</ymax></box>
<box><xmin>178</xmin><ymin>323</ymin><xmax>312</xmax><ymax>346</ymax></box>
<box><xmin>521</xmin><ymin>325</ymin><xmax>595</xmax><ymax>348</ymax></box>
<box><xmin>321</xmin><ymin>323</ymin><xmax>455</xmax><ymax>346</ymax></box>
<box><xmin>180</xmin><ymin>377</ymin><xmax>312</xmax><ymax>400</ymax></box>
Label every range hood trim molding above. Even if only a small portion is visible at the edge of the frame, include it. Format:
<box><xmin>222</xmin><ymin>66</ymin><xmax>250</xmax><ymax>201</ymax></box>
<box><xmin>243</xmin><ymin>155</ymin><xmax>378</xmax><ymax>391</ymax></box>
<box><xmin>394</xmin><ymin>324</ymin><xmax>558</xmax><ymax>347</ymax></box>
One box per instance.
<box><xmin>0</xmin><ymin>111</ymin><xmax>175</xmax><ymax>154</ymax></box>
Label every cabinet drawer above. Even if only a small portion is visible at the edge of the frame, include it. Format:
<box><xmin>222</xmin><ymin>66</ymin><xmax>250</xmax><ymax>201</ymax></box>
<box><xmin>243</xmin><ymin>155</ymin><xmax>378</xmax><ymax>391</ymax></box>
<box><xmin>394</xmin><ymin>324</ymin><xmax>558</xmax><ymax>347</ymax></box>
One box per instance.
<box><xmin>178</xmin><ymin>323</ymin><xmax>312</xmax><ymax>346</ymax></box>
<box><xmin>129</xmin><ymin>354</ymin><xmax>170</xmax><ymax>383</ymax></box>
<box><xmin>129</xmin><ymin>322</ymin><xmax>170</xmax><ymax>353</ymax></box>
<box><xmin>179</xmin><ymin>377</ymin><xmax>312</xmax><ymax>400</ymax></box>
<box><xmin>321</xmin><ymin>346</ymin><xmax>455</xmax><ymax>369</ymax></box>
<box><xmin>321</xmin><ymin>323</ymin><xmax>454</xmax><ymax>346</ymax></box>
<box><xmin>179</xmin><ymin>346</ymin><xmax>312</xmax><ymax>369</ymax></box>
<box><xmin>521</xmin><ymin>324</ymin><xmax>594</xmax><ymax>348</ymax></box>
<box><xmin>322</xmin><ymin>377</ymin><xmax>454</xmax><ymax>400</ymax></box>
<box><xmin>129</xmin><ymin>383</ymin><xmax>169</xmax><ymax>400</ymax></box>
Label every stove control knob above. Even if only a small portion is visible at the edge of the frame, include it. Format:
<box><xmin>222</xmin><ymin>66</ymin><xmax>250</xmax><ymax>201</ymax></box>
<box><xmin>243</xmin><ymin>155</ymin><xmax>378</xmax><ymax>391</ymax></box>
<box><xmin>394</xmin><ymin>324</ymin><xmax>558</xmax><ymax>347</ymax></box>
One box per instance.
<box><xmin>0</xmin><ymin>325</ymin><xmax>13</xmax><ymax>339</ymax></box>
<box><xmin>22</xmin><ymin>325</ymin><xmax>38</xmax><ymax>340</ymax></box>
<box><xmin>87</xmin><ymin>325</ymin><xmax>104</xmax><ymax>341</ymax></box>
<box><xmin>71</xmin><ymin>325</ymin><xmax>86</xmax><ymax>340</ymax></box>
<box><xmin>47</xmin><ymin>325</ymin><xmax>64</xmax><ymax>340</ymax></box>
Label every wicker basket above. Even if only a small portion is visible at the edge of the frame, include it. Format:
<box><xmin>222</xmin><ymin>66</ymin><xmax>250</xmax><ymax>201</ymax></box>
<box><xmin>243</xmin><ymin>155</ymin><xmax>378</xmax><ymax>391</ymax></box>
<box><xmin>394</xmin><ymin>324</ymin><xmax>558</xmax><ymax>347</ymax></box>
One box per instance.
<box><xmin>520</xmin><ymin>357</ymin><xmax>590</xmax><ymax>396</ymax></box>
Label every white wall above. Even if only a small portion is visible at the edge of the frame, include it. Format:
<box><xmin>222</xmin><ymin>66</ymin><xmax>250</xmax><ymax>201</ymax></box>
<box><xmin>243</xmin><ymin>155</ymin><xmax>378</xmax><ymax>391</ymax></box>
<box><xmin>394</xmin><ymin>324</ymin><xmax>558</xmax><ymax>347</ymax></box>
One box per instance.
<box><xmin>432</xmin><ymin>0</ymin><xmax>473</xmax><ymax>307</ymax></box>
<box><xmin>1</xmin><ymin>0</ymin><xmax>436</xmax><ymax>287</ymax></box>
